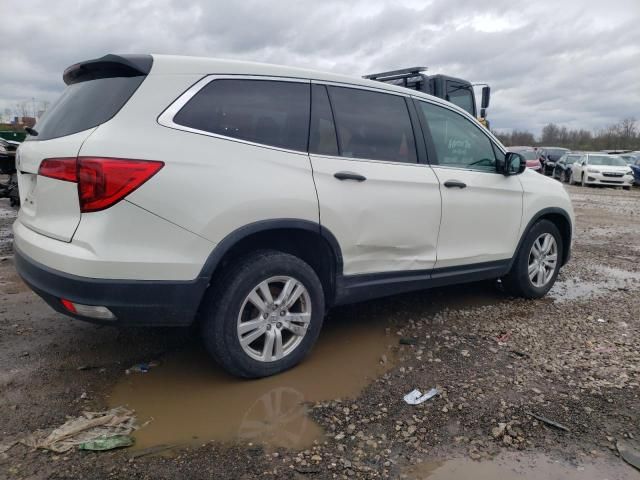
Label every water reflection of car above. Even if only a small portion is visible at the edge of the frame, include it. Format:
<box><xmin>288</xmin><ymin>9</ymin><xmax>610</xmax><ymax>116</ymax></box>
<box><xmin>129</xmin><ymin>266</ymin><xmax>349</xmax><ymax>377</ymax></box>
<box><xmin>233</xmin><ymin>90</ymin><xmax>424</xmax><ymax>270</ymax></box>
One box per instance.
<box><xmin>509</xmin><ymin>146</ymin><xmax>543</xmax><ymax>173</ymax></box>
<box><xmin>553</xmin><ymin>152</ymin><xmax>583</xmax><ymax>183</ymax></box>
<box><xmin>538</xmin><ymin>147</ymin><xmax>569</xmax><ymax>176</ymax></box>
<box><xmin>569</xmin><ymin>153</ymin><xmax>634</xmax><ymax>189</ymax></box>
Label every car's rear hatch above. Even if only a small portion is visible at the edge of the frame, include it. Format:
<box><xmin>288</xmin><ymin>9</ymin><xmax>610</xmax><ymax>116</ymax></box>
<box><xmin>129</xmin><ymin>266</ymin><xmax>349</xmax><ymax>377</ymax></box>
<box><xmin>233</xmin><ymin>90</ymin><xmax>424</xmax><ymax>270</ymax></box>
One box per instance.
<box><xmin>17</xmin><ymin>54</ymin><xmax>152</xmax><ymax>242</ymax></box>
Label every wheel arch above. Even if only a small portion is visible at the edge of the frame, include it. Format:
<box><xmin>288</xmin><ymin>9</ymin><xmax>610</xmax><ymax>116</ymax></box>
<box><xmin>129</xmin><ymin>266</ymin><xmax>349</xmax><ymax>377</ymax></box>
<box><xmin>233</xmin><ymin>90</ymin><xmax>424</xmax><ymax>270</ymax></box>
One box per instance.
<box><xmin>514</xmin><ymin>207</ymin><xmax>572</xmax><ymax>267</ymax></box>
<box><xmin>197</xmin><ymin>219</ymin><xmax>343</xmax><ymax>309</ymax></box>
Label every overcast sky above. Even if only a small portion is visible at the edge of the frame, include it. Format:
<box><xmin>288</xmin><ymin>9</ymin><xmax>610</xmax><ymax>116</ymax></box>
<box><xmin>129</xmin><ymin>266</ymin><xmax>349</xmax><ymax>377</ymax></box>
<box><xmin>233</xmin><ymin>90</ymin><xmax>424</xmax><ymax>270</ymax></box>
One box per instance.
<box><xmin>1</xmin><ymin>0</ymin><xmax>639</xmax><ymax>134</ymax></box>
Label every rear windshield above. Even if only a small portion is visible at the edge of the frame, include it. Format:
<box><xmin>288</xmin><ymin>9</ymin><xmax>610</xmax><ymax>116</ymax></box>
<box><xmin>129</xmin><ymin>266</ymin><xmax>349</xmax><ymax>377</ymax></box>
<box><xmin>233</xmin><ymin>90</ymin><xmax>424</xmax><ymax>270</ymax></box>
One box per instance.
<box><xmin>588</xmin><ymin>155</ymin><xmax>627</xmax><ymax>166</ymax></box>
<box><xmin>29</xmin><ymin>76</ymin><xmax>144</xmax><ymax>141</ymax></box>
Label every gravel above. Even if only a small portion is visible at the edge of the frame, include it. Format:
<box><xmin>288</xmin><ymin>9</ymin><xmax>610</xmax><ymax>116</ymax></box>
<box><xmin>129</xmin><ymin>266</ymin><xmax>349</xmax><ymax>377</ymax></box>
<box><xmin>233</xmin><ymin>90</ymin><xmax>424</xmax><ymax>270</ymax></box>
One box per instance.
<box><xmin>1</xmin><ymin>185</ymin><xmax>639</xmax><ymax>479</ymax></box>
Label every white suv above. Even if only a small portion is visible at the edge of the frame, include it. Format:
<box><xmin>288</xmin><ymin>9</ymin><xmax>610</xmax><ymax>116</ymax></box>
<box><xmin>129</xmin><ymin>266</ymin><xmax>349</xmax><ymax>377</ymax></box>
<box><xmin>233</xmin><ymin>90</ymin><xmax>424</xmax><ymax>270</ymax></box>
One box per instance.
<box><xmin>13</xmin><ymin>54</ymin><xmax>574</xmax><ymax>378</ymax></box>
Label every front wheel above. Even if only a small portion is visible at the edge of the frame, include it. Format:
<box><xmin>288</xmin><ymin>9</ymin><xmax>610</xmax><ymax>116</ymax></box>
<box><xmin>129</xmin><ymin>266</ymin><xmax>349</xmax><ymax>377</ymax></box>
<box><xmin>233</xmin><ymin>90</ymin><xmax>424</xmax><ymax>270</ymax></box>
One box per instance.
<box><xmin>200</xmin><ymin>250</ymin><xmax>324</xmax><ymax>378</ymax></box>
<box><xmin>502</xmin><ymin>220</ymin><xmax>563</xmax><ymax>299</ymax></box>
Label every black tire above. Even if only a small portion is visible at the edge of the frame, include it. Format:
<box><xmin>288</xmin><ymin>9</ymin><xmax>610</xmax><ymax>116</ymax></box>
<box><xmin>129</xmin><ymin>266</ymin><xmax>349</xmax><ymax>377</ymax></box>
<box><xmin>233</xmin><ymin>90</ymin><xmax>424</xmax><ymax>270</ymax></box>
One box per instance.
<box><xmin>563</xmin><ymin>170</ymin><xmax>570</xmax><ymax>183</ymax></box>
<box><xmin>200</xmin><ymin>250</ymin><xmax>324</xmax><ymax>378</ymax></box>
<box><xmin>623</xmin><ymin>186</ymin><xmax>631</xmax><ymax>191</ymax></box>
<box><xmin>502</xmin><ymin>219</ymin><xmax>563</xmax><ymax>299</ymax></box>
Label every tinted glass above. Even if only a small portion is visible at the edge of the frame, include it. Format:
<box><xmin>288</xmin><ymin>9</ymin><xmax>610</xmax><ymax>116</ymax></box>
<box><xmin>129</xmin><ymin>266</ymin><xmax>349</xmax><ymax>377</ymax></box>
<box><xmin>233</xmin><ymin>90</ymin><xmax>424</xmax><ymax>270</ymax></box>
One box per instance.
<box><xmin>309</xmin><ymin>84</ymin><xmax>338</xmax><ymax>156</ymax></box>
<box><xmin>447</xmin><ymin>83</ymin><xmax>474</xmax><ymax>115</ymax></box>
<box><xmin>418</xmin><ymin>101</ymin><xmax>496</xmax><ymax>171</ymax></box>
<box><xmin>30</xmin><ymin>76</ymin><xmax>144</xmax><ymax>141</ymax></box>
<box><xmin>328</xmin><ymin>87</ymin><xmax>417</xmax><ymax>163</ymax></box>
<box><xmin>174</xmin><ymin>79</ymin><xmax>310</xmax><ymax>152</ymax></box>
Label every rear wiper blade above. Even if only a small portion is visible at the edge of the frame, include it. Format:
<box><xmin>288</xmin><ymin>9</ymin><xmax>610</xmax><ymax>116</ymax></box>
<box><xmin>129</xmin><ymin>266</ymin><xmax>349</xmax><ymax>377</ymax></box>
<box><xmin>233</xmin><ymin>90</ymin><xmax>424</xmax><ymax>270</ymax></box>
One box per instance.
<box><xmin>25</xmin><ymin>127</ymin><xmax>38</xmax><ymax>136</ymax></box>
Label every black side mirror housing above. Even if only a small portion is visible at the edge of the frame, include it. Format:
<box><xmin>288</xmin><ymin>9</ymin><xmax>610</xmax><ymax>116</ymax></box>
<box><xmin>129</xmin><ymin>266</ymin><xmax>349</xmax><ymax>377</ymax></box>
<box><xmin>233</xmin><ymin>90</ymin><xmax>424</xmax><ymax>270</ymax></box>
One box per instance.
<box><xmin>502</xmin><ymin>152</ymin><xmax>527</xmax><ymax>176</ymax></box>
<box><xmin>481</xmin><ymin>86</ymin><xmax>491</xmax><ymax>109</ymax></box>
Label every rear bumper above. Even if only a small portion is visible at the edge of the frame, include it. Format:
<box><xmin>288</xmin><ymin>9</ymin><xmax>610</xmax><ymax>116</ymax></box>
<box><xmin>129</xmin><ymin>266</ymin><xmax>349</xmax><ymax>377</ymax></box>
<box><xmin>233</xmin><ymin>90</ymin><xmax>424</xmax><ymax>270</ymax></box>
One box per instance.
<box><xmin>14</xmin><ymin>244</ymin><xmax>209</xmax><ymax>326</ymax></box>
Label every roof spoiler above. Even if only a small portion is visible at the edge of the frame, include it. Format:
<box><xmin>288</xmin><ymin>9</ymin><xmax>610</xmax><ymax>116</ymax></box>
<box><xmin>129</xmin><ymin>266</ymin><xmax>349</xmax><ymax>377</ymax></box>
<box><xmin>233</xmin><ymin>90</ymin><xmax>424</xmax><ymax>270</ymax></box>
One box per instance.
<box><xmin>63</xmin><ymin>54</ymin><xmax>153</xmax><ymax>85</ymax></box>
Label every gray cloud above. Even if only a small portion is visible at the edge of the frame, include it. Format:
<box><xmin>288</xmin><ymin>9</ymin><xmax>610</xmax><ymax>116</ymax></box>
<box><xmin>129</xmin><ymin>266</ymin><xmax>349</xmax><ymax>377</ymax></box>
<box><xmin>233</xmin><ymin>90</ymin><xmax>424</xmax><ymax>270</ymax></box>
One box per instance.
<box><xmin>1</xmin><ymin>0</ymin><xmax>639</xmax><ymax>134</ymax></box>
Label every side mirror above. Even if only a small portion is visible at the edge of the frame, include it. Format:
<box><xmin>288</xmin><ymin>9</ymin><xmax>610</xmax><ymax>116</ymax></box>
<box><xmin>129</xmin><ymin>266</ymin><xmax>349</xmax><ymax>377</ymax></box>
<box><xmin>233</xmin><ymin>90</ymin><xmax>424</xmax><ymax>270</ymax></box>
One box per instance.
<box><xmin>502</xmin><ymin>152</ymin><xmax>526</xmax><ymax>176</ymax></box>
<box><xmin>481</xmin><ymin>86</ymin><xmax>491</xmax><ymax>109</ymax></box>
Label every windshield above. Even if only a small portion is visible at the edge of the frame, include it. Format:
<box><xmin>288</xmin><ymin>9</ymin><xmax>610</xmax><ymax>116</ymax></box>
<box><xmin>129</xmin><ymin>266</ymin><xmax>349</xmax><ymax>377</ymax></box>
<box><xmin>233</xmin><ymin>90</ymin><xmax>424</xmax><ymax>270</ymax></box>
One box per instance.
<box><xmin>517</xmin><ymin>150</ymin><xmax>538</xmax><ymax>160</ymax></box>
<box><xmin>588</xmin><ymin>155</ymin><xmax>627</xmax><ymax>166</ymax></box>
<box><xmin>545</xmin><ymin>148</ymin><xmax>568</xmax><ymax>161</ymax></box>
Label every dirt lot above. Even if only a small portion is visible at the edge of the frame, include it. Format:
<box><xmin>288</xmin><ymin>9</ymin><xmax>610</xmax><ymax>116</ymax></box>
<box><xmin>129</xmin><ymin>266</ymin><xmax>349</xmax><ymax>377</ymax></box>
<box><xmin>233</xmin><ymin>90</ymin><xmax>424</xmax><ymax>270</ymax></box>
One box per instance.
<box><xmin>1</xmin><ymin>185</ymin><xmax>639</xmax><ymax>479</ymax></box>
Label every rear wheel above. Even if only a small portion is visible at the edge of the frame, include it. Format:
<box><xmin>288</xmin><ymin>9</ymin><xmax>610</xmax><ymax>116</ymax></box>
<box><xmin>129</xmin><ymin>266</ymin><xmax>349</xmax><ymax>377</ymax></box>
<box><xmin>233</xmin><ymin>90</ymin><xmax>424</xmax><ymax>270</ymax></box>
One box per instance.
<box><xmin>200</xmin><ymin>250</ymin><xmax>324</xmax><ymax>378</ymax></box>
<box><xmin>563</xmin><ymin>170</ymin><xmax>570</xmax><ymax>183</ymax></box>
<box><xmin>502</xmin><ymin>220</ymin><xmax>563</xmax><ymax>299</ymax></box>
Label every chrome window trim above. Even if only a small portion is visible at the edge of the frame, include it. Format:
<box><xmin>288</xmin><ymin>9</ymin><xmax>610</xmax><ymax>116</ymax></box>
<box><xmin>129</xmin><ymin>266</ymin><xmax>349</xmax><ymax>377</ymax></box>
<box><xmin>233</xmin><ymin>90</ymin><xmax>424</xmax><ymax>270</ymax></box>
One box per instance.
<box><xmin>157</xmin><ymin>75</ymin><xmax>311</xmax><ymax>156</ymax></box>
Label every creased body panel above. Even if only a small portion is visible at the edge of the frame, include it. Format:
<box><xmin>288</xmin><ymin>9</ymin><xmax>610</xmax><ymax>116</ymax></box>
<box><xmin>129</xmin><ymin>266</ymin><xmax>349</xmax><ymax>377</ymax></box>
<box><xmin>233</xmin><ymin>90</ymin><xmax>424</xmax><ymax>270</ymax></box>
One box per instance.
<box><xmin>311</xmin><ymin>155</ymin><xmax>441</xmax><ymax>275</ymax></box>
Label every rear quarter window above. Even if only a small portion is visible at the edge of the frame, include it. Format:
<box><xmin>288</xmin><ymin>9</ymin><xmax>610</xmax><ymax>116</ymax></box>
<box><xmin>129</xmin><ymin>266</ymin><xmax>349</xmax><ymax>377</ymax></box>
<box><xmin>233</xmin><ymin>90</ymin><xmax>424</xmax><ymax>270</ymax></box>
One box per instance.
<box><xmin>173</xmin><ymin>79</ymin><xmax>311</xmax><ymax>152</ymax></box>
<box><xmin>31</xmin><ymin>76</ymin><xmax>145</xmax><ymax>141</ymax></box>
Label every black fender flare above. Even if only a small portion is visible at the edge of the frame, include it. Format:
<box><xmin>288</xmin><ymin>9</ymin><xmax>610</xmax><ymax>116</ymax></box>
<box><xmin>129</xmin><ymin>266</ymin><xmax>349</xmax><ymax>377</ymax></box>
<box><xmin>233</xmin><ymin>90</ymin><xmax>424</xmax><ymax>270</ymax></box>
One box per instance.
<box><xmin>198</xmin><ymin>218</ymin><xmax>344</xmax><ymax>280</ymax></box>
<box><xmin>510</xmin><ymin>207</ymin><xmax>573</xmax><ymax>268</ymax></box>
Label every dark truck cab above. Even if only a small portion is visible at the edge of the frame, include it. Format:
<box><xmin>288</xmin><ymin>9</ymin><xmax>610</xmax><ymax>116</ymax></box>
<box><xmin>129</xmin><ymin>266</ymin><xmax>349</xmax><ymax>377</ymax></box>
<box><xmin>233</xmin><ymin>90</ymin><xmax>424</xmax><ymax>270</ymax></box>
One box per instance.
<box><xmin>364</xmin><ymin>66</ymin><xmax>491</xmax><ymax>127</ymax></box>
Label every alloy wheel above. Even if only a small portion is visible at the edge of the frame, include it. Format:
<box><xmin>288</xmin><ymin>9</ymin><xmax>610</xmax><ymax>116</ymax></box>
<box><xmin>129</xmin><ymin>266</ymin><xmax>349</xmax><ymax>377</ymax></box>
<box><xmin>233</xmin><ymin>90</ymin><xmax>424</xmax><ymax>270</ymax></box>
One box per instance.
<box><xmin>237</xmin><ymin>276</ymin><xmax>311</xmax><ymax>362</ymax></box>
<box><xmin>528</xmin><ymin>233</ymin><xmax>558</xmax><ymax>288</ymax></box>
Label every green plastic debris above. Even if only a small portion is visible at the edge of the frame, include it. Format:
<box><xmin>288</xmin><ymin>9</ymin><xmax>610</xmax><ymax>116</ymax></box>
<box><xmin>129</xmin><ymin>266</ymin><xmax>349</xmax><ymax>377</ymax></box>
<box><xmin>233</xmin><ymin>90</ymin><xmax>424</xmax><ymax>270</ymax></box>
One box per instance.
<box><xmin>79</xmin><ymin>435</ymin><xmax>134</xmax><ymax>451</ymax></box>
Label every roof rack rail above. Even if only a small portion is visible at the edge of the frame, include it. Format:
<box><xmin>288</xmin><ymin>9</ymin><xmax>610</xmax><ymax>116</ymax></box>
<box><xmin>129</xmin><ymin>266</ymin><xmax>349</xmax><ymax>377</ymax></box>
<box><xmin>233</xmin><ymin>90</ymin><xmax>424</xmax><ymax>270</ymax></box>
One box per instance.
<box><xmin>363</xmin><ymin>66</ymin><xmax>427</xmax><ymax>82</ymax></box>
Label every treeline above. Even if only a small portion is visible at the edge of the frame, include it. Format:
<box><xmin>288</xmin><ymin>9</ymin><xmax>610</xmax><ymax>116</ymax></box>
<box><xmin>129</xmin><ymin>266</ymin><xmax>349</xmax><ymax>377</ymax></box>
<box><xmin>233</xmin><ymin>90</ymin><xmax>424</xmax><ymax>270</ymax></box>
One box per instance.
<box><xmin>493</xmin><ymin>118</ymin><xmax>640</xmax><ymax>151</ymax></box>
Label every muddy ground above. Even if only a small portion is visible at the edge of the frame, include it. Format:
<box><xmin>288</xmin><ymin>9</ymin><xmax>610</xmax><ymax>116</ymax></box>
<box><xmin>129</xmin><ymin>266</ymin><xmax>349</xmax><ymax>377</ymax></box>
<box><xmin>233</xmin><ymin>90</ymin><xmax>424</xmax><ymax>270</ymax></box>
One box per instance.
<box><xmin>1</xmin><ymin>184</ymin><xmax>639</xmax><ymax>479</ymax></box>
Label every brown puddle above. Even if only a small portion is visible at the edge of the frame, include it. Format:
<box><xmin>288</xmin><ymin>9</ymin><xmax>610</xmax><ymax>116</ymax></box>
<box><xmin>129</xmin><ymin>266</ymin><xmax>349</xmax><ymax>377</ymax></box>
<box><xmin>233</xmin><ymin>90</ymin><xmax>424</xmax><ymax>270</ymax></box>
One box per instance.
<box><xmin>403</xmin><ymin>453</ymin><xmax>640</xmax><ymax>480</ymax></box>
<box><xmin>109</xmin><ymin>317</ymin><xmax>395</xmax><ymax>450</ymax></box>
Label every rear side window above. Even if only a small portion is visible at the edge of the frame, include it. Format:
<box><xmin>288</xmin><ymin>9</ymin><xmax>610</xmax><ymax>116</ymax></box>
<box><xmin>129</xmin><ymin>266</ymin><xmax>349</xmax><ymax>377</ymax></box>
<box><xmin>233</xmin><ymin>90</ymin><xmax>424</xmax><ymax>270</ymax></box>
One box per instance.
<box><xmin>328</xmin><ymin>86</ymin><xmax>417</xmax><ymax>163</ymax></box>
<box><xmin>174</xmin><ymin>79</ymin><xmax>310</xmax><ymax>152</ymax></box>
<box><xmin>31</xmin><ymin>76</ymin><xmax>144</xmax><ymax>141</ymax></box>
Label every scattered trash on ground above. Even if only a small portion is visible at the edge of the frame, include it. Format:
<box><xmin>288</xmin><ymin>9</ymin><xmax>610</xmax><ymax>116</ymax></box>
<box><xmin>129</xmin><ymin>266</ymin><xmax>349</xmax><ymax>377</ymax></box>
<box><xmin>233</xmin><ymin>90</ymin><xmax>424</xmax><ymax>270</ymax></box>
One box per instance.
<box><xmin>21</xmin><ymin>407</ymin><xmax>138</xmax><ymax>452</ymax></box>
<box><xmin>525</xmin><ymin>411</ymin><xmax>570</xmax><ymax>432</ymax></box>
<box><xmin>126</xmin><ymin>361</ymin><xmax>159</xmax><ymax>375</ymax></box>
<box><xmin>617</xmin><ymin>440</ymin><xmax>640</xmax><ymax>471</ymax></box>
<box><xmin>79</xmin><ymin>434</ymin><xmax>134</xmax><ymax>451</ymax></box>
<box><xmin>404</xmin><ymin>388</ymin><xmax>440</xmax><ymax>405</ymax></box>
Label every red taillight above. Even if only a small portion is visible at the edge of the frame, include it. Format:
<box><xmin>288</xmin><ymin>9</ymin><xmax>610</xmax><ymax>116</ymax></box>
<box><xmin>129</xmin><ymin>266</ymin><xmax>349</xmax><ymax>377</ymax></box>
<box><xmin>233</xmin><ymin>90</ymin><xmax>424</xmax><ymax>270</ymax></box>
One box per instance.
<box><xmin>77</xmin><ymin>157</ymin><xmax>164</xmax><ymax>212</ymax></box>
<box><xmin>39</xmin><ymin>158</ymin><xmax>78</xmax><ymax>182</ymax></box>
<box><xmin>39</xmin><ymin>157</ymin><xmax>163</xmax><ymax>212</ymax></box>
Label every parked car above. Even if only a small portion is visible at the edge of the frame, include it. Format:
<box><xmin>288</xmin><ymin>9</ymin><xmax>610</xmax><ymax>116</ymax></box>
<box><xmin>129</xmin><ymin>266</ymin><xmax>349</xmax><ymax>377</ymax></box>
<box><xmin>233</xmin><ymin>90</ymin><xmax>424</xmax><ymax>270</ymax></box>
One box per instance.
<box><xmin>0</xmin><ymin>138</ymin><xmax>19</xmax><ymax>206</ymax></box>
<box><xmin>553</xmin><ymin>153</ymin><xmax>583</xmax><ymax>183</ymax></box>
<box><xmin>13</xmin><ymin>54</ymin><xmax>574</xmax><ymax>378</ymax></box>
<box><xmin>620</xmin><ymin>152</ymin><xmax>640</xmax><ymax>165</ymax></box>
<box><xmin>626</xmin><ymin>155</ymin><xmax>640</xmax><ymax>185</ymax></box>
<box><xmin>509</xmin><ymin>147</ymin><xmax>543</xmax><ymax>173</ymax></box>
<box><xmin>569</xmin><ymin>153</ymin><xmax>634</xmax><ymax>189</ymax></box>
<box><xmin>538</xmin><ymin>147</ymin><xmax>570</xmax><ymax>176</ymax></box>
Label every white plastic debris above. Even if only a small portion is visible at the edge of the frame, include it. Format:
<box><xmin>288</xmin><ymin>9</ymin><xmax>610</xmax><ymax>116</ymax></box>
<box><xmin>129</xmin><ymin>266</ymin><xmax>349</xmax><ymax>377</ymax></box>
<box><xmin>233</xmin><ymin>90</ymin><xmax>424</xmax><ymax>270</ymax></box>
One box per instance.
<box><xmin>403</xmin><ymin>388</ymin><xmax>440</xmax><ymax>405</ymax></box>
